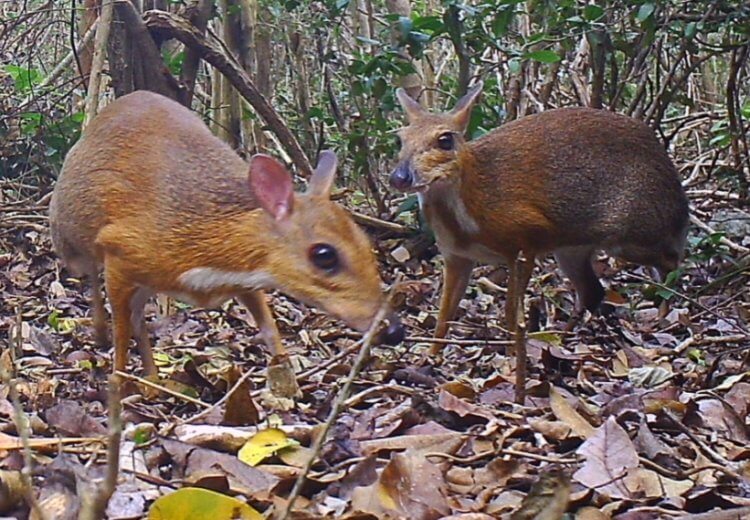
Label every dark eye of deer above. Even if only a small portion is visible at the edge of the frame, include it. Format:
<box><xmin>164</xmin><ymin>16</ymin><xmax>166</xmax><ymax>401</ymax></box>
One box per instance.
<box><xmin>309</xmin><ymin>243</ymin><xmax>340</xmax><ymax>273</ymax></box>
<box><xmin>437</xmin><ymin>133</ymin><xmax>454</xmax><ymax>150</ymax></box>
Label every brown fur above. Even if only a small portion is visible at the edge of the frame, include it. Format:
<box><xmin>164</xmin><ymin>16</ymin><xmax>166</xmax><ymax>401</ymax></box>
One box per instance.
<box><xmin>394</xmin><ymin>84</ymin><xmax>689</xmax><ymax>346</ymax></box>
<box><xmin>50</xmin><ymin>90</ymin><xmax>385</xmax><ymax>374</ymax></box>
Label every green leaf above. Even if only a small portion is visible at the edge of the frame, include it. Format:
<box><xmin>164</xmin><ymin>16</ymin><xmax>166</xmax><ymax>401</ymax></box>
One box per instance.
<box><xmin>636</xmin><ymin>3</ymin><xmax>655</xmax><ymax>22</ymax></box>
<box><xmin>412</xmin><ymin>15</ymin><xmax>443</xmax><ymax>32</ymax></box>
<box><xmin>684</xmin><ymin>21</ymin><xmax>697</xmax><ymax>39</ymax></box>
<box><xmin>397</xmin><ymin>16</ymin><xmax>413</xmax><ymax>35</ymax></box>
<box><xmin>395</xmin><ymin>194</ymin><xmax>419</xmax><ymax>215</ymax></box>
<box><xmin>508</xmin><ymin>57</ymin><xmax>522</xmax><ymax>74</ymax></box>
<box><xmin>4</xmin><ymin>64</ymin><xmax>42</xmax><ymax>92</ymax></box>
<box><xmin>525</xmin><ymin>50</ymin><xmax>561</xmax><ymax>63</ymax></box>
<box><xmin>307</xmin><ymin>107</ymin><xmax>324</xmax><ymax>119</ymax></box>
<box><xmin>492</xmin><ymin>5</ymin><xmax>516</xmax><ymax>36</ymax></box>
<box><xmin>583</xmin><ymin>5</ymin><xmax>604</xmax><ymax>21</ymax></box>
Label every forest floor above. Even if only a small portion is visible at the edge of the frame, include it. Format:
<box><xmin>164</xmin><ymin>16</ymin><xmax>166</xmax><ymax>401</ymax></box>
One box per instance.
<box><xmin>0</xmin><ymin>179</ymin><xmax>749</xmax><ymax>520</ymax></box>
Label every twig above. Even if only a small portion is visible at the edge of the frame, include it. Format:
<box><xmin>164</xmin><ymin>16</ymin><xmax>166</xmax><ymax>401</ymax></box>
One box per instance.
<box><xmin>79</xmin><ymin>375</ymin><xmax>123</xmax><ymax>520</ymax></box>
<box><xmin>514</xmin><ymin>251</ymin><xmax>528</xmax><ymax>405</ymax></box>
<box><xmin>689</xmin><ymin>214</ymin><xmax>749</xmax><ymax>254</ymax></box>
<box><xmin>114</xmin><ymin>370</ymin><xmax>211</xmax><ymax>409</ymax></box>
<box><xmin>626</xmin><ymin>273</ymin><xmax>749</xmax><ymax>335</ymax></box>
<box><xmin>425</xmin><ymin>448</ymin><xmax>578</xmax><ymax>465</ymax></box>
<box><xmin>662</xmin><ymin>410</ymin><xmax>742</xmax><ymax>480</ymax></box>
<box><xmin>350</xmin><ymin>211</ymin><xmax>414</xmax><ymax>235</ymax></box>
<box><xmin>640</xmin><ymin>456</ymin><xmax>737</xmax><ymax>481</ymax></box>
<box><xmin>1</xmin><ymin>311</ymin><xmax>48</xmax><ymax>520</ymax></box>
<box><xmin>296</xmin><ymin>340</ymin><xmax>366</xmax><ymax>382</ymax></box>
<box><xmin>279</xmin><ymin>304</ymin><xmax>390</xmax><ymax>519</ymax></box>
<box><xmin>404</xmin><ymin>336</ymin><xmax>514</xmax><ymax>346</ymax></box>
<box><xmin>343</xmin><ymin>383</ymin><xmax>416</xmax><ymax>407</ymax></box>
<box><xmin>675</xmin><ymin>506</ymin><xmax>750</xmax><ymax>520</ymax></box>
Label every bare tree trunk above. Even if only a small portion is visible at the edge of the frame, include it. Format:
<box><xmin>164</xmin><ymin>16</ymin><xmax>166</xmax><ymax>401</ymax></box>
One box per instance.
<box><xmin>83</xmin><ymin>0</ymin><xmax>115</xmax><ymax>127</ymax></box>
<box><xmin>587</xmin><ymin>29</ymin><xmax>607</xmax><ymax>109</ymax></box>
<box><xmin>107</xmin><ymin>1</ymin><xmax>134</xmax><ymax>97</ymax></box>
<box><xmin>180</xmin><ymin>0</ymin><xmax>213</xmax><ymax>107</ymax></box>
<box><xmin>289</xmin><ymin>29</ymin><xmax>315</xmax><ymax>155</ymax></box>
<box><xmin>77</xmin><ymin>0</ymin><xmax>99</xmax><ymax>89</ymax></box>
<box><xmin>217</xmin><ymin>0</ymin><xmax>242</xmax><ymax>149</ymax></box>
<box><xmin>726</xmin><ymin>45</ymin><xmax>750</xmax><ymax>200</ymax></box>
<box><xmin>105</xmin><ymin>0</ymin><xmax>182</xmax><ymax>100</ymax></box>
<box><xmin>250</xmin><ymin>0</ymin><xmax>272</xmax><ymax>150</ymax></box>
<box><xmin>143</xmin><ymin>9</ymin><xmax>314</xmax><ymax>176</ymax></box>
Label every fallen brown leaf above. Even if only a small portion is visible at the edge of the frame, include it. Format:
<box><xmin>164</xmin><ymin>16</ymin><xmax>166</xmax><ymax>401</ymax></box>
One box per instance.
<box><xmin>573</xmin><ymin>416</ymin><xmax>638</xmax><ymax>499</ymax></box>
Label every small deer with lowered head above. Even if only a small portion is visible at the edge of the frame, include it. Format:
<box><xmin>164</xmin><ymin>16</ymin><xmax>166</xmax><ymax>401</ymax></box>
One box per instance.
<box><xmin>50</xmin><ymin>90</ymin><xmax>404</xmax><ymax>398</ymax></box>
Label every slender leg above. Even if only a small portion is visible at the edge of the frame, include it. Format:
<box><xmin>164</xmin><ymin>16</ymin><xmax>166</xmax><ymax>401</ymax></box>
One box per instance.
<box><xmin>238</xmin><ymin>291</ymin><xmax>299</xmax><ymax>399</ymax></box>
<box><xmin>554</xmin><ymin>246</ymin><xmax>604</xmax><ymax>330</ymax></box>
<box><xmin>509</xmin><ymin>252</ymin><xmax>534</xmax><ymax>405</ymax></box>
<box><xmin>554</xmin><ymin>246</ymin><xmax>604</xmax><ymax>313</ymax></box>
<box><xmin>506</xmin><ymin>253</ymin><xmax>534</xmax><ymax>355</ymax></box>
<box><xmin>130</xmin><ymin>288</ymin><xmax>156</xmax><ymax>376</ymax></box>
<box><xmin>103</xmin><ymin>259</ymin><xmax>136</xmax><ymax>374</ymax></box>
<box><xmin>238</xmin><ymin>291</ymin><xmax>284</xmax><ymax>356</ymax></box>
<box><xmin>432</xmin><ymin>255</ymin><xmax>474</xmax><ymax>354</ymax></box>
<box><xmin>90</xmin><ymin>270</ymin><xmax>108</xmax><ymax>347</ymax></box>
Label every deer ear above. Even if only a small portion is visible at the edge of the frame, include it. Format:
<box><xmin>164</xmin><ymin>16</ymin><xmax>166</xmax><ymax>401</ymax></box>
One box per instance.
<box><xmin>450</xmin><ymin>81</ymin><xmax>483</xmax><ymax>131</ymax></box>
<box><xmin>248</xmin><ymin>154</ymin><xmax>294</xmax><ymax>221</ymax></box>
<box><xmin>307</xmin><ymin>150</ymin><xmax>337</xmax><ymax>197</ymax></box>
<box><xmin>396</xmin><ymin>88</ymin><xmax>426</xmax><ymax>123</ymax></box>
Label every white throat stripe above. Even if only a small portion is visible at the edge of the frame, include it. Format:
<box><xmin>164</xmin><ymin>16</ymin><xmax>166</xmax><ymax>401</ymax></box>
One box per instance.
<box><xmin>179</xmin><ymin>268</ymin><xmax>276</xmax><ymax>292</ymax></box>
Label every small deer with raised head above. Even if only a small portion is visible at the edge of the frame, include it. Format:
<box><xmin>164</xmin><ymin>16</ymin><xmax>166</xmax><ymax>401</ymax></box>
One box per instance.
<box><xmin>50</xmin><ymin>90</ymin><xmax>404</xmax><ymax>398</ymax></box>
<box><xmin>390</xmin><ymin>82</ymin><xmax>689</xmax><ymax>400</ymax></box>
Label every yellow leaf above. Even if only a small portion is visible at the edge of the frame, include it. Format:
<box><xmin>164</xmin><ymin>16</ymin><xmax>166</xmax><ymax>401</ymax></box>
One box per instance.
<box><xmin>148</xmin><ymin>487</ymin><xmax>263</xmax><ymax>520</ymax></box>
<box><xmin>528</xmin><ymin>331</ymin><xmax>563</xmax><ymax>346</ymax></box>
<box><xmin>56</xmin><ymin>318</ymin><xmax>77</xmax><ymax>334</ymax></box>
<box><xmin>238</xmin><ymin>428</ymin><xmax>298</xmax><ymax>467</ymax></box>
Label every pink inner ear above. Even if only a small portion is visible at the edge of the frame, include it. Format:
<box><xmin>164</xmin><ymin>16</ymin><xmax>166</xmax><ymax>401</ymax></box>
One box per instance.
<box><xmin>248</xmin><ymin>154</ymin><xmax>294</xmax><ymax>221</ymax></box>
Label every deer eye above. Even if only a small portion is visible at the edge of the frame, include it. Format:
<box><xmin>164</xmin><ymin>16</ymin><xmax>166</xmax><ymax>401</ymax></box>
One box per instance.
<box><xmin>437</xmin><ymin>132</ymin><xmax>454</xmax><ymax>150</ymax></box>
<box><xmin>309</xmin><ymin>243</ymin><xmax>340</xmax><ymax>273</ymax></box>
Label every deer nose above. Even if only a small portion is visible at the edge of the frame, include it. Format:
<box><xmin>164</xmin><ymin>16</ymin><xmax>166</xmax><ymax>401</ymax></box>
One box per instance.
<box><xmin>390</xmin><ymin>163</ymin><xmax>414</xmax><ymax>191</ymax></box>
<box><xmin>377</xmin><ymin>314</ymin><xmax>405</xmax><ymax>345</ymax></box>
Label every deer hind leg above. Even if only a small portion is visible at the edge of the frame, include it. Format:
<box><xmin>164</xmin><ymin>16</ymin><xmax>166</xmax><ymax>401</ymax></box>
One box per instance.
<box><xmin>87</xmin><ymin>269</ymin><xmax>109</xmax><ymax>348</ymax></box>
<box><xmin>554</xmin><ymin>246</ymin><xmax>605</xmax><ymax>313</ymax></box>
<box><xmin>103</xmin><ymin>258</ymin><xmax>137</xmax><ymax>374</ymax></box>
<box><xmin>432</xmin><ymin>255</ymin><xmax>475</xmax><ymax>355</ymax></box>
<box><xmin>130</xmin><ymin>287</ymin><xmax>156</xmax><ymax>375</ymax></box>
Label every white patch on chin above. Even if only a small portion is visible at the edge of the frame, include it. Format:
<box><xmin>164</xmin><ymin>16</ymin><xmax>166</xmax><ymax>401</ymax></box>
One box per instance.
<box><xmin>179</xmin><ymin>268</ymin><xmax>276</xmax><ymax>293</ymax></box>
